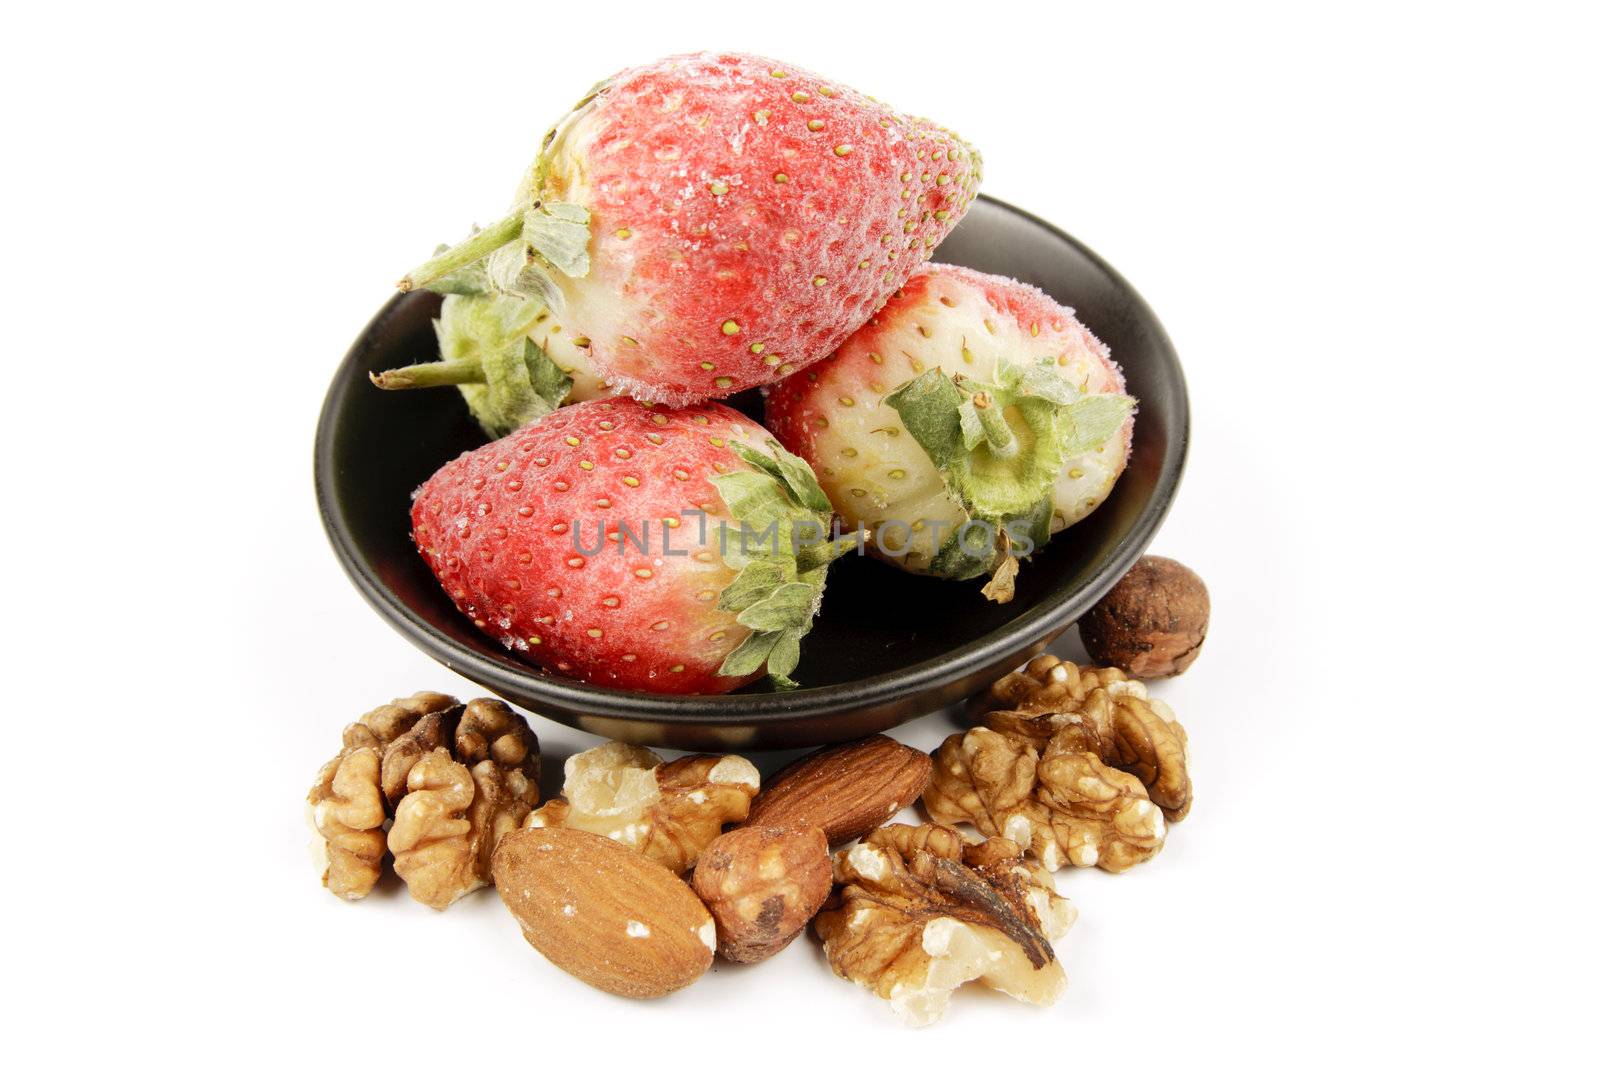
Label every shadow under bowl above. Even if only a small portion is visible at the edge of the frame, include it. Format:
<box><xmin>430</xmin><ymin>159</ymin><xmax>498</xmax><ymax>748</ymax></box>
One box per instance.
<box><xmin>315</xmin><ymin>196</ymin><xmax>1188</xmax><ymax>750</ymax></box>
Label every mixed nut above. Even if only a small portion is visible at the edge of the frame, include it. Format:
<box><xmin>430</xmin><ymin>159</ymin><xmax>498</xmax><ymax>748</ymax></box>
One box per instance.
<box><xmin>306</xmin><ymin>604</ymin><xmax>1201</xmax><ymax>1024</ymax></box>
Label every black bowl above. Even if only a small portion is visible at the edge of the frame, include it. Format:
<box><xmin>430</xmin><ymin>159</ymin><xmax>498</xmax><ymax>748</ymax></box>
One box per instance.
<box><xmin>315</xmin><ymin>196</ymin><xmax>1187</xmax><ymax>749</ymax></box>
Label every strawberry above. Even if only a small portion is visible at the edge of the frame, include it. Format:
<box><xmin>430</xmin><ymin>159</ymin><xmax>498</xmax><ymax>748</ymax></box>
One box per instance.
<box><xmin>384</xmin><ymin>52</ymin><xmax>982</xmax><ymax>420</ymax></box>
<box><xmin>765</xmin><ymin>264</ymin><xmax>1135</xmax><ymax>603</ymax></box>
<box><xmin>410</xmin><ymin>397</ymin><xmax>856</xmax><ymax>694</ymax></box>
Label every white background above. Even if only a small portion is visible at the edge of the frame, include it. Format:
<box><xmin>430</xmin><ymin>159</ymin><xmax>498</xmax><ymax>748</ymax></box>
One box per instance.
<box><xmin>5</xmin><ymin>1</ymin><xmax>1596</xmax><ymax>1061</ymax></box>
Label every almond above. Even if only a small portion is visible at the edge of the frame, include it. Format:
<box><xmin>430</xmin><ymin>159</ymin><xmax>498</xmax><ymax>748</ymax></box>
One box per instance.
<box><xmin>491</xmin><ymin>826</ymin><xmax>715</xmax><ymax>999</ymax></box>
<box><xmin>745</xmin><ymin>735</ymin><xmax>933</xmax><ymax>848</ymax></box>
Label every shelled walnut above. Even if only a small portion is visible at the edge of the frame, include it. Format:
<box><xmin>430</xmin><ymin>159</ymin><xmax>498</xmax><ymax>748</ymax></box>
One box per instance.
<box><xmin>813</xmin><ymin>824</ymin><xmax>1076</xmax><ymax>1026</ymax></box>
<box><xmin>307</xmin><ymin>724</ymin><xmax>389</xmax><ymax>901</ymax></box>
<box><xmin>305</xmin><ymin>692</ymin><xmax>540</xmax><ymax>908</ymax></box>
<box><xmin>525</xmin><ymin>741</ymin><xmax>758</xmax><ymax>873</ymax></box>
<box><xmin>366</xmin><ymin>692</ymin><xmax>462</xmax><ymax>804</ymax></box>
<box><xmin>925</xmin><ymin>655</ymin><xmax>1191</xmax><ymax>873</ymax></box>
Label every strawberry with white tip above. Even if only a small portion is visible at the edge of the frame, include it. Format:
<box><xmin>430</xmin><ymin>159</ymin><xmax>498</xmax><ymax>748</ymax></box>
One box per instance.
<box><xmin>376</xmin><ymin>52</ymin><xmax>982</xmax><ymax>433</ymax></box>
<box><xmin>765</xmin><ymin>264</ymin><xmax>1135</xmax><ymax>603</ymax></box>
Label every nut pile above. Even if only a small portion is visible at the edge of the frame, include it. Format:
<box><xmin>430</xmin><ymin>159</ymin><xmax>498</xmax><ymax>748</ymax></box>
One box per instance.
<box><xmin>307</xmin><ymin>651</ymin><xmax>1194</xmax><ymax>1024</ymax></box>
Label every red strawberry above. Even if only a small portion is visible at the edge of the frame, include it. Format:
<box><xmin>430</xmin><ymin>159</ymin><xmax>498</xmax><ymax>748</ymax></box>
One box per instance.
<box><xmin>390</xmin><ymin>52</ymin><xmax>982</xmax><ymax>414</ymax></box>
<box><xmin>411</xmin><ymin>397</ymin><xmax>854</xmax><ymax>694</ymax></box>
<box><xmin>766</xmin><ymin>264</ymin><xmax>1135</xmax><ymax>603</ymax></box>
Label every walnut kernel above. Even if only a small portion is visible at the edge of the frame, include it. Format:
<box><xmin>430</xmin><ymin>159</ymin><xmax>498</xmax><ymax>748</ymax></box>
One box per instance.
<box><xmin>386</xmin><ymin>697</ymin><xmax>540</xmax><ymax>909</ymax></box>
<box><xmin>306</xmin><ymin>693</ymin><xmax>540</xmax><ymax>907</ymax></box>
<box><xmin>813</xmin><ymin>824</ymin><xmax>1075</xmax><ymax>1026</ymax></box>
<box><xmin>526</xmin><ymin>741</ymin><xmax>758</xmax><ymax>873</ymax></box>
<box><xmin>926</xmin><ymin>655</ymin><xmax>1191</xmax><ymax>873</ymax></box>
<box><xmin>306</xmin><ymin>724</ymin><xmax>388</xmax><ymax>901</ymax></box>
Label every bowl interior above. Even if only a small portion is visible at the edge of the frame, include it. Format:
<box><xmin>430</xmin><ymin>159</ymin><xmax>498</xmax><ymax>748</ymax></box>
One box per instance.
<box><xmin>317</xmin><ymin>197</ymin><xmax>1186</xmax><ymax>742</ymax></box>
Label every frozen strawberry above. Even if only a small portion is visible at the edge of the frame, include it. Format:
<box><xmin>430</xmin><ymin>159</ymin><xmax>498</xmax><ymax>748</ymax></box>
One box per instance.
<box><xmin>387</xmin><ymin>52</ymin><xmax>981</xmax><ymax>415</ymax></box>
<box><xmin>765</xmin><ymin>265</ymin><xmax>1135</xmax><ymax>603</ymax></box>
<box><xmin>411</xmin><ymin>398</ymin><xmax>856</xmax><ymax>694</ymax></box>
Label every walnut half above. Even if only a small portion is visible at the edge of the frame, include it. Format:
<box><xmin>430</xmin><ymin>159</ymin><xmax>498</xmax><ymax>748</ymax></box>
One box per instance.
<box><xmin>813</xmin><ymin>824</ymin><xmax>1076</xmax><ymax>1026</ymax></box>
<box><xmin>388</xmin><ymin>698</ymin><xmax>540</xmax><ymax>909</ymax></box>
<box><xmin>307</xmin><ymin>724</ymin><xmax>388</xmax><ymax>901</ymax></box>
<box><xmin>926</xmin><ymin>655</ymin><xmax>1191</xmax><ymax>873</ymax></box>
<box><xmin>526</xmin><ymin>741</ymin><xmax>758</xmax><ymax>873</ymax></box>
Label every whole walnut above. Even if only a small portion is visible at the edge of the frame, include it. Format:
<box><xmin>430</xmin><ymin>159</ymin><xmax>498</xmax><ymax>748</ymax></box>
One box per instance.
<box><xmin>1078</xmin><ymin>556</ymin><xmax>1209</xmax><ymax>678</ymax></box>
<box><xmin>306</xmin><ymin>692</ymin><xmax>540</xmax><ymax>908</ymax></box>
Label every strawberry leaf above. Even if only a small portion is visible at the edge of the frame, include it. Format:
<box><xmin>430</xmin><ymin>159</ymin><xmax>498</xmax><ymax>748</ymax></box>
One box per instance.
<box><xmin>767</xmin><ymin>631</ymin><xmax>803</xmax><ymax>688</ymax></box>
<box><xmin>522</xmin><ymin>339</ymin><xmax>573</xmax><ymax>410</ymax></box>
<box><xmin>735</xmin><ymin>582</ymin><xmax>817</xmax><ymax>631</ymax></box>
<box><xmin>706</xmin><ymin>472</ymin><xmax>798</xmax><ymax>555</ymax></box>
<box><xmin>1013</xmin><ymin>497</ymin><xmax>1055</xmax><ymax>552</ymax></box>
<box><xmin>888</xmin><ymin>367</ymin><xmax>1062</xmax><ymax>522</ymax></box>
<box><xmin>718</xmin><ymin>630</ymin><xmax>783</xmax><ymax>679</ymax></box>
<box><xmin>710</xmin><ymin>438</ymin><xmax>854</xmax><ymax>688</ymax></box>
<box><xmin>884</xmin><ymin>362</ymin><xmax>1134</xmax><ymax>599</ymax></box>
<box><xmin>485</xmin><ymin>241</ymin><xmax>565</xmax><ymax>308</ymax></box>
<box><xmin>729</xmin><ymin>441</ymin><xmax>832</xmax><ymax>513</ymax></box>
<box><xmin>958</xmin><ymin>397</ymin><xmax>985</xmax><ymax>451</ymax></box>
<box><xmin>884</xmin><ymin>370</ymin><xmax>965</xmax><ymax>468</ymax></box>
<box><xmin>928</xmin><ymin>522</ymin><xmax>997</xmax><ymax>580</ymax></box>
<box><xmin>422</xmin><ymin>292</ymin><xmax>572</xmax><ymax>438</ymax></box>
<box><xmin>718</xmin><ymin>559</ymin><xmax>788</xmax><ymax>612</ymax></box>
<box><xmin>1016</xmin><ymin>359</ymin><xmax>1080</xmax><ymax>405</ymax></box>
<box><xmin>1059</xmin><ymin>393</ymin><xmax>1136</xmax><ymax>455</ymax></box>
<box><xmin>522</xmin><ymin>201</ymin><xmax>591</xmax><ymax>279</ymax></box>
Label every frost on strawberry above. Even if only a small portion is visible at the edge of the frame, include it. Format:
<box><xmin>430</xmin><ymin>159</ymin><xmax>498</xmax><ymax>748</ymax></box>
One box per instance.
<box><xmin>765</xmin><ymin>265</ymin><xmax>1135</xmax><ymax>603</ymax></box>
<box><xmin>385</xmin><ymin>52</ymin><xmax>982</xmax><ymax>419</ymax></box>
<box><xmin>410</xmin><ymin>398</ymin><xmax>856</xmax><ymax>694</ymax></box>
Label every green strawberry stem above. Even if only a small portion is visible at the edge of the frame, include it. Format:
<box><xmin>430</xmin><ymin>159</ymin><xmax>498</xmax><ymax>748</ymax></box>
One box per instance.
<box><xmin>371</xmin><ymin>284</ymin><xmax>571</xmax><ymax>437</ymax></box>
<box><xmin>370</xmin><ymin>360</ymin><xmax>486</xmax><ymax>390</ymax></box>
<box><xmin>398</xmin><ymin>211</ymin><xmax>523</xmax><ymax>293</ymax></box>
<box><xmin>796</xmin><ymin>528</ymin><xmax>868</xmax><ymax>573</ymax></box>
<box><xmin>971</xmin><ymin>396</ymin><xmax>1018</xmax><ymax>458</ymax></box>
<box><xmin>886</xmin><ymin>364</ymin><xmax>1135</xmax><ymax>603</ymax></box>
